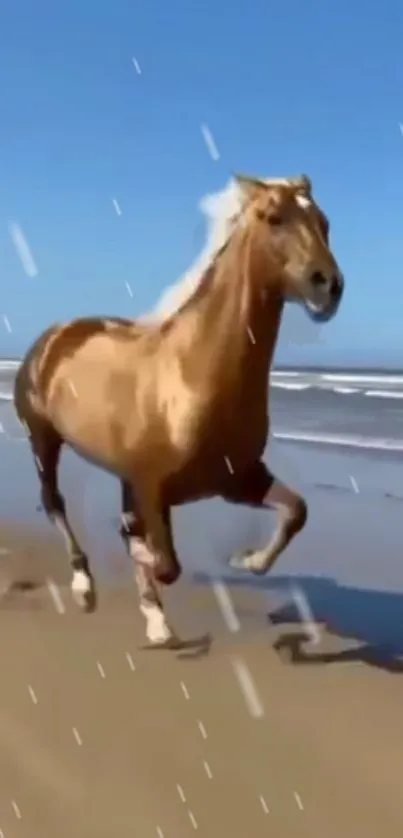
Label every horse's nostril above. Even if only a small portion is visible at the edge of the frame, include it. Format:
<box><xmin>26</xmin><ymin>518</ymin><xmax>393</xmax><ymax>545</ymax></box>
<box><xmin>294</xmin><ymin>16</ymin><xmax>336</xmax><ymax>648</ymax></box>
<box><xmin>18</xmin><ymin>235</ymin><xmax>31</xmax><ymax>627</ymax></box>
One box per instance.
<box><xmin>311</xmin><ymin>271</ymin><xmax>327</xmax><ymax>287</ymax></box>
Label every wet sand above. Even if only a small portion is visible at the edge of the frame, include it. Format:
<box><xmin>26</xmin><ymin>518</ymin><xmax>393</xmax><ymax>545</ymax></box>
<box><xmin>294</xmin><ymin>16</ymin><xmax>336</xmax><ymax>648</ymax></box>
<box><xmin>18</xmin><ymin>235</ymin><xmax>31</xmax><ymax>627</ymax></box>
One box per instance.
<box><xmin>0</xmin><ymin>432</ymin><xmax>403</xmax><ymax>836</ymax></box>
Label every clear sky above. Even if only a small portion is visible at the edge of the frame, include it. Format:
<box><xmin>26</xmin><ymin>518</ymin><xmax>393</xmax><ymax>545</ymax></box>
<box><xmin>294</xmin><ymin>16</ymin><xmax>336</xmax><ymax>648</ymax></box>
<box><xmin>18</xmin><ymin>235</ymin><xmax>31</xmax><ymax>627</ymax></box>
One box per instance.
<box><xmin>1</xmin><ymin>0</ymin><xmax>403</xmax><ymax>366</ymax></box>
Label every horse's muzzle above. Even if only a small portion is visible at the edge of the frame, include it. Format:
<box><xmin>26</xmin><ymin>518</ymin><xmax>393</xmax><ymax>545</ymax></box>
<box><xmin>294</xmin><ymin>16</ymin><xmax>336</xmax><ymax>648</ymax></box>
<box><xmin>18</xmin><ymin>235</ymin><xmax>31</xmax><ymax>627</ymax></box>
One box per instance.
<box><xmin>306</xmin><ymin>273</ymin><xmax>344</xmax><ymax>323</ymax></box>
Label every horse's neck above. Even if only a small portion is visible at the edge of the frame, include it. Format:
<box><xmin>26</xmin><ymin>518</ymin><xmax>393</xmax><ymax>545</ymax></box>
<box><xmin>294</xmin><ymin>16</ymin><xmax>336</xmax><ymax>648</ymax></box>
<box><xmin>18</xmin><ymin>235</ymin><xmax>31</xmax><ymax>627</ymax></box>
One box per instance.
<box><xmin>175</xmin><ymin>229</ymin><xmax>284</xmax><ymax>391</ymax></box>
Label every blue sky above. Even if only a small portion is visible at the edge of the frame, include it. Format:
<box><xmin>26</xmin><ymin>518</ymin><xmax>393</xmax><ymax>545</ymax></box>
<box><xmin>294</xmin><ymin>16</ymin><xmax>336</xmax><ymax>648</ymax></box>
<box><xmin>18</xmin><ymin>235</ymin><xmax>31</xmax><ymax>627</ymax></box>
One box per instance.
<box><xmin>1</xmin><ymin>0</ymin><xmax>403</xmax><ymax>366</ymax></box>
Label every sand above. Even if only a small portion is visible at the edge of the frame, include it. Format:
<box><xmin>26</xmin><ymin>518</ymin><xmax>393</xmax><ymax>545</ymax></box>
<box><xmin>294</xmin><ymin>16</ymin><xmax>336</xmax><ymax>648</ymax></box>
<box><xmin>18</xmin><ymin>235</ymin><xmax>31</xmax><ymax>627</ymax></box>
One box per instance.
<box><xmin>0</xmin><ymin>418</ymin><xmax>403</xmax><ymax>836</ymax></box>
<box><xmin>0</xmin><ymin>514</ymin><xmax>402</xmax><ymax>838</ymax></box>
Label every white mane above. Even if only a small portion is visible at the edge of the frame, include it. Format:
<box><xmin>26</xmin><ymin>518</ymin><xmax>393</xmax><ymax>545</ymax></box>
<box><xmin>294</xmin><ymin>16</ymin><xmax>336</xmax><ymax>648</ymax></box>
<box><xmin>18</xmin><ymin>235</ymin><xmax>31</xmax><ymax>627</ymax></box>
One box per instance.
<box><xmin>144</xmin><ymin>178</ymin><xmax>246</xmax><ymax>322</ymax></box>
<box><xmin>144</xmin><ymin>176</ymin><xmax>309</xmax><ymax>323</ymax></box>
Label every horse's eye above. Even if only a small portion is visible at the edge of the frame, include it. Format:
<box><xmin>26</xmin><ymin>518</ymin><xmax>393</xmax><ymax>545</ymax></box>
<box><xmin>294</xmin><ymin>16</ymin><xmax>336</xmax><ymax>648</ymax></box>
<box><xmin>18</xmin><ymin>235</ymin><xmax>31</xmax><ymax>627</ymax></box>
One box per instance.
<box><xmin>257</xmin><ymin>208</ymin><xmax>283</xmax><ymax>226</ymax></box>
<box><xmin>268</xmin><ymin>213</ymin><xmax>283</xmax><ymax>227</ymax></box>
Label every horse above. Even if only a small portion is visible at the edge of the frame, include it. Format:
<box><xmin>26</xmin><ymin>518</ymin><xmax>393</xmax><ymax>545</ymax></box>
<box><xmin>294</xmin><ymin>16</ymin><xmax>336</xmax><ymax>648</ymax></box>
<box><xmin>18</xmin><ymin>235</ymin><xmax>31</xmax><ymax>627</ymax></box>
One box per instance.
<box><xmin>14</xmin><ymin>173</ymin><xmax>344</xmax><ymax>646</ymax></box>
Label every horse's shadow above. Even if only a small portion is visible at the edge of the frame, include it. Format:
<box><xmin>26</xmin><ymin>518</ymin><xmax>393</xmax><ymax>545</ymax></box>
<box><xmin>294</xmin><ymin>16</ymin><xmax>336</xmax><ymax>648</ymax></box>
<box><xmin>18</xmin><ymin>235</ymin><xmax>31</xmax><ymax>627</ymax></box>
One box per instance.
<box><xmin>269</xmin><ymin>575</ymin><xmax>403</xmax><ymax>673</ymax></box>
<box><xmin>272</xmin><ymin>630</ymin><xmax>403</xmax><ymax>673</ymax></box>
<box><xmin>193</xmin><ymin>572</ymin><xmax>403</xmax><ymax>673</ymax></box>
<box><xmin>138</xmin><ymin>632</ymin><xmax>212</xmax><ymax>660</ymax></box>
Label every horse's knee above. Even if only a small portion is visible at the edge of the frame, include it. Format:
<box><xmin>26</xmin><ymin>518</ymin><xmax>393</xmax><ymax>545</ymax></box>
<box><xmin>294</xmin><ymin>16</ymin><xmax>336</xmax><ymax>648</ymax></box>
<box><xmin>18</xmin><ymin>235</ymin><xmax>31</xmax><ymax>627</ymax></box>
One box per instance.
<box><xmin>154</xmin><ymin>560</ymin><xmax>182</xmax><ymax>586</ymax></box>
<box><xmin>287</xmin><ymin>495</ymin><xmax>308</xmax><ymax>535</ymax></box>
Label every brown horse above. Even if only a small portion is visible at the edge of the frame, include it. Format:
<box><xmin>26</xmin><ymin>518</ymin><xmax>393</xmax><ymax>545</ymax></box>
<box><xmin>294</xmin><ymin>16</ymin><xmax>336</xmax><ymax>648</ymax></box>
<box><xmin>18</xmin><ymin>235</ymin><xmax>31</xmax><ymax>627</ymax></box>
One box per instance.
<box><xmin>14</xmin><ymin>173</ymin><xmax>344</xmax><ymax>645</ymax></box>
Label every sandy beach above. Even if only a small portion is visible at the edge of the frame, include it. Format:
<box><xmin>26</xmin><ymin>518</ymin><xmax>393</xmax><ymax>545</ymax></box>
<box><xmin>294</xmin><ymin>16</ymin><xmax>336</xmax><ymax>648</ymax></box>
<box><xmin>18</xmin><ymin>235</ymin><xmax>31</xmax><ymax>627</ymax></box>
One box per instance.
<box><xmin>0</xmin><ymin>425</ymin><xmax>403</xmax><ymax>835</ymax></box>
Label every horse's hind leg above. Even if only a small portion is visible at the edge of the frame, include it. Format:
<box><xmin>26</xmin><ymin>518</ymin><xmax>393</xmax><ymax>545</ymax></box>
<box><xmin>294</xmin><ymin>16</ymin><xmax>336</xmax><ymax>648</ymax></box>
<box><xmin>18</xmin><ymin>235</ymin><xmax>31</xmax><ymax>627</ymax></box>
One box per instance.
<box><xmin>119</xmin><ymin>480</ymin><xmax>180</xmax><ymax>645</ymax></box>
<box><xmin>30</xmin><ymin>422</ymin><xmax>96</xmax><ymax>612</ymax></box>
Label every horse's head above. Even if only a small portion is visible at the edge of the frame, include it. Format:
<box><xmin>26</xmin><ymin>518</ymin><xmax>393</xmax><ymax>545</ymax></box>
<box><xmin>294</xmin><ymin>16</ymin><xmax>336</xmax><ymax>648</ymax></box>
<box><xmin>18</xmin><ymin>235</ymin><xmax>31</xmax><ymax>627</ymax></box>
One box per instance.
<box><xmin>235</xmin><ymin>174</ymin><xmax>344</xmax><ymax>323</ymax></box>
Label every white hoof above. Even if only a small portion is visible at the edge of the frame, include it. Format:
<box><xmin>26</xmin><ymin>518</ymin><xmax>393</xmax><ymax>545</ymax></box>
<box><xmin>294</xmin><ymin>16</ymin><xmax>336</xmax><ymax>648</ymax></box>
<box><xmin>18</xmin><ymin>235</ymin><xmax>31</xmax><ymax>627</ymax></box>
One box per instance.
<box><xmin>229</xmin><ymin>550</ymin><xmax>268</xmax><ymax>576</ymax></box>
<box><xmin>147</xmin><ymin>622</ymin><xmax>174</xmax><ymax>645</ymax></box>
<box><xmin>71</xmin><ymin>570</ymin><xmax>96</xmax><ymax>612</ymax></box>
<box><xmin>140</xmin><ymin>604</ymin><xmax>176</xmax><ymax>646</ymax></box>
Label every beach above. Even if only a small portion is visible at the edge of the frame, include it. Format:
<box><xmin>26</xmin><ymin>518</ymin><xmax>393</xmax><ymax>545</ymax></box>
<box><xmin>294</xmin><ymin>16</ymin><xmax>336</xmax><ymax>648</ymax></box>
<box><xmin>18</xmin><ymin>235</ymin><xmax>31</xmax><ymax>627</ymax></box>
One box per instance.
<box><xmin>0</xmin><ymin>364</ymin><xmax>403</xmax><ymax>835</ymax></box>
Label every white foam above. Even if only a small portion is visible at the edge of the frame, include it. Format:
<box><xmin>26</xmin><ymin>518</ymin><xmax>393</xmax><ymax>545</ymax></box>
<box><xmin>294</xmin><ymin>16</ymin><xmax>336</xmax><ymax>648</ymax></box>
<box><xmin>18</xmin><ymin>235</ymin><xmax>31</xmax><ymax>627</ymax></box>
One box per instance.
<box><xmin>364</xmin><ymin>390</ymin><xmax>403</xmax><ymax>399</ymax></box>
<box><xmin>271</xmin><ymin>382</ymin><xmax>312</xmax><ymax>391</ymax></box>
<box><xmin>0</xmin><ymin>360</ymin><xmax>20</xmax><ymax>370</ymax></box>
<box><xmin>273</xmin><ymin>429</ymin><xmax>403</xmax><ymax>451</ymax></box>
<box><xmin>271</xmin><ymin>370</ymin><xmax>403</xmax><ymax>398</ymax></box>
<box><xmin>321</xmin><ymin>373</ymin><xmax>403</xmax><ymax>385</ymax></box>
<box><xmin>333</xmin><ymin>387</ymin><xmax>359</xmax><ymax>394</ymax></box>
<box><xmin>271</xmin><ymin>371</ymin><xmax>301</xmax><ymax>377</ymax></box>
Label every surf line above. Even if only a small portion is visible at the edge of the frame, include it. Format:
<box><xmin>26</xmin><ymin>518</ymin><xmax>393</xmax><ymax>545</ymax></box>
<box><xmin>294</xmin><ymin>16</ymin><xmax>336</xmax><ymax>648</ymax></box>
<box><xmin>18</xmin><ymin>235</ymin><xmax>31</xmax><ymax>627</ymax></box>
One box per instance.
<box><xmin>273</xmin><ymin>430</ymin><xmax>403</xmax><ymax>452</ymax></box>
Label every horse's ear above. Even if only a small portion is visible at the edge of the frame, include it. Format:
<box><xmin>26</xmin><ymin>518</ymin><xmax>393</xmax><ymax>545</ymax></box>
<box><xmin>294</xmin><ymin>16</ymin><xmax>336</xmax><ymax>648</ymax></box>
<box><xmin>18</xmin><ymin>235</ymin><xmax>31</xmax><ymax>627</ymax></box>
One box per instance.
<box><xmin>234</xmin><ymin>173</ymin><xmax>267</xmax><ymax>201</ymax></box>
<box><xmin>292</xmin><ymin>174</ymin><xmax>312</xmax><ymax>196</ymax></box>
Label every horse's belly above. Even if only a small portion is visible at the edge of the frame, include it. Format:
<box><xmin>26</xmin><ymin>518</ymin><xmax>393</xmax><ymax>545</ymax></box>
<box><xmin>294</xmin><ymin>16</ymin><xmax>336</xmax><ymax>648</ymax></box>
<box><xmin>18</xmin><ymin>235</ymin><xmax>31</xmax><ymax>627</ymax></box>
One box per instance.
<box><xmin>48</xmin><ymin>382</ymin><xmax>129</xmax><ymax>474</ymax></box>
<box><xmin>162</xmin><ymin>417</ymin><xmax>269</xmax><ymax>504</ymax></box>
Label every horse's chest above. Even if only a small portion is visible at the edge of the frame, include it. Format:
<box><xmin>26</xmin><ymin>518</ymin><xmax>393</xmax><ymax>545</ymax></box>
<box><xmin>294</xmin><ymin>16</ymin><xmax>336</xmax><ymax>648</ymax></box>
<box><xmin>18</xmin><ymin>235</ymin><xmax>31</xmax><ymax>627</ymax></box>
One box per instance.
<box><xmin>157</xmin><ymin>357</ymin><xmax>269</xmax><ymax>470</ymax></box>
<box><xmin>157</xmin><ymin>366</ymin><xmax>204</xmax><ymax>452</ymax></box>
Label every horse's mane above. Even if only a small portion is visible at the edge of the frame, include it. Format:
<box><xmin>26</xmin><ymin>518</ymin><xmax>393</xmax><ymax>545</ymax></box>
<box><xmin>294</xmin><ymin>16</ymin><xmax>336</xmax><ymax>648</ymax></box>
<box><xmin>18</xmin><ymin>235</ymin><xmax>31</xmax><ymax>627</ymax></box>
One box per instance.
<box><xmin>142</xmin><ymin>178</ymin><xmax>247</xmax><ymax>323</ymax></box>
<box><xmin>140</xmin><ymin>175</ymin><xmax>311</xmax><ymax>327</ymax></box>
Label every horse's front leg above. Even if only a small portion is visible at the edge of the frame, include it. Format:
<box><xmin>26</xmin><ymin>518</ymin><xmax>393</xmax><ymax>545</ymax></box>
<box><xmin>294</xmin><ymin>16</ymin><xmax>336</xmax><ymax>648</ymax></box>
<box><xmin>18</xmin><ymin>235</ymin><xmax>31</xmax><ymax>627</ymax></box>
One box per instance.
<box><xmin>221</xmin><ymin>460</ymin><xmax>307</xmax><ymax>574</ymax></box>
<box><xmin>120</xmin><ymin>481</ymin><xmax>181</xmax><ymax>645</ymax></box>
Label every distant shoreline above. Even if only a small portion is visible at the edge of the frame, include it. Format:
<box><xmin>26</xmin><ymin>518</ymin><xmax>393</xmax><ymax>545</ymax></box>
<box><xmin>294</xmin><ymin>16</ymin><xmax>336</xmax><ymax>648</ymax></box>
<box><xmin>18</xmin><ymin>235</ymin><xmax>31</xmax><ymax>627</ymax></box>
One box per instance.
<box><xmin>274</xmin><ymin>364</ymin><xmax>403</xmax><ymax>375</ymax></box>
<box><xmin>0</xmin><ymin>355</ymin><xmax>401</xmax><ymax>377</ymax></box>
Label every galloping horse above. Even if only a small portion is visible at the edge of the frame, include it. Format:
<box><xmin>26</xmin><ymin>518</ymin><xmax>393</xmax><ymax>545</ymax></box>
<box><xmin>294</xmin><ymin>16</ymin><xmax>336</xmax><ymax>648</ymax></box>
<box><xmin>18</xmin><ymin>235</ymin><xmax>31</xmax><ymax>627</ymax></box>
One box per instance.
<box><xmin>14</xmin><ymin>173</ymin><xmax>344</xmax><ymax>645</ymax></box>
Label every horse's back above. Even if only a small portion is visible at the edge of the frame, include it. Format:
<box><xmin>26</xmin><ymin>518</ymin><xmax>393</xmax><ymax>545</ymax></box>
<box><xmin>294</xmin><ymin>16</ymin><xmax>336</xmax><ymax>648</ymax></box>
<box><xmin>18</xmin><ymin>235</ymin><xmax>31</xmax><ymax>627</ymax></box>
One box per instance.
<box><xmin>14</xmin><ymin>317</ymin><xmax>139</xmax><ymax>426</ymax></box>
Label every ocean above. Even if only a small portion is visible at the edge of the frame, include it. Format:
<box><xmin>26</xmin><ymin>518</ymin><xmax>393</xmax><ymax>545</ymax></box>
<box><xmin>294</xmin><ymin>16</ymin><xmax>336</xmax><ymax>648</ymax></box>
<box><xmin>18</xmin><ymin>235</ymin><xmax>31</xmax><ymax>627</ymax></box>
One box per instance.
<box><xmin>1</xmin><ymin>359</ymin><xmax>402</xmax><ymax>452</ymax></box>
<box><xmin>270</xmin><ymin>368</ymin><xmax>403</xmax><ymax>451</ymax></box>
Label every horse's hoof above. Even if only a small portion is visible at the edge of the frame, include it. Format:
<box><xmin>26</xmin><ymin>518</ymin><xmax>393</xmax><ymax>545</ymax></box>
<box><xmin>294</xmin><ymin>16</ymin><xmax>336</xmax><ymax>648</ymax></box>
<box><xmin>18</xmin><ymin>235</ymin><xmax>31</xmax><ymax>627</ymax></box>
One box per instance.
<box><xmin>146</xmin><ymin>633</ymin><xmax>182</xmax><ymax>650</ymax></box>
<box><xmin>229</xmin><ymin>553</ymin><xmax>247</xmax><ymax>571</ymax></box>
<box><xmin>145</xmin><ymin>619</ymin><xmax>180</xmax><ymax>648</ymax></box>
<box><xmin>146</xmin><ymin>624</ymin><xmax>177</xmax><ymax>645</ymax></box>
<box><xmin>229</xmin><ymin>550</ymin><xmax>254</xmax><ymax>571</ymax></box>
<box><xmin>229</xmin><ymin>551</ymin><xmax>267</xmax><ymax>576</ymax></box>
<box><xmin>71</xmin><ymin>571</ymin><xmax>97</xmax><ymax>613</ymax></box>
